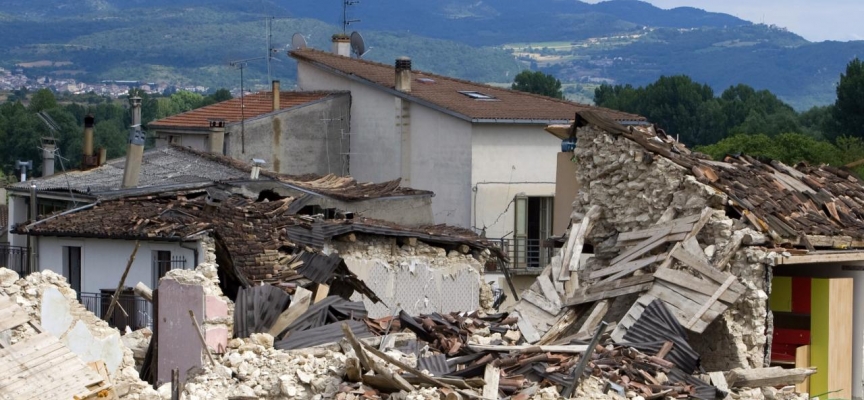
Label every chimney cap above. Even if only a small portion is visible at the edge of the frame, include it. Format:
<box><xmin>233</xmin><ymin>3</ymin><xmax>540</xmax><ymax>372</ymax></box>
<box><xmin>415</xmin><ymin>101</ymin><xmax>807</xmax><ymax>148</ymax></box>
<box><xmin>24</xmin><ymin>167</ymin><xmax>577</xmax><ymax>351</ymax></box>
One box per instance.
<box><xmin>395</xmin><ymin>57</ymin><xmax>412</xmax><ymax>71</ymax></box>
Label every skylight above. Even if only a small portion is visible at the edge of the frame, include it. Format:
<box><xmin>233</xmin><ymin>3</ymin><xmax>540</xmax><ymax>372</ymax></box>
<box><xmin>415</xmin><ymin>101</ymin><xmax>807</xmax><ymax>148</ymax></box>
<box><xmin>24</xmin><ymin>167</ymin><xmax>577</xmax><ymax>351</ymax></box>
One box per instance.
<box><xmin>416</xmin><ymin>78</ymin><xmax>436</xmax><ymax>84</ymax></box>
<box><xmin>458</xmin><ymin>91</ymin><xmax>497</xmax><ymax>100</ymax></box>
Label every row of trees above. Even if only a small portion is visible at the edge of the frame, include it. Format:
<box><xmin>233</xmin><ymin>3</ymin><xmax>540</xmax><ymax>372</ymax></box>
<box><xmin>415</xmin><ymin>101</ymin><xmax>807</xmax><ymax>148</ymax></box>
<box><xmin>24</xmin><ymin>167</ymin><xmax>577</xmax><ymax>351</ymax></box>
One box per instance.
<box><xmin>0</xmin><ymin>88</ymin><xmax>232</xmax><ymax>177</ymax></box>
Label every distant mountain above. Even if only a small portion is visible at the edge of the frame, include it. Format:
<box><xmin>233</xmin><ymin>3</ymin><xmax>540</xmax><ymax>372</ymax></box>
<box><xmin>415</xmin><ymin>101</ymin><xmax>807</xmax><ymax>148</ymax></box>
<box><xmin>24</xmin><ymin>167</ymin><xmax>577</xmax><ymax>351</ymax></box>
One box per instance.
<box><xmin>0</xmin><ymin>0</ymin><xmax>861</xmax><ymax>109</ymax></box>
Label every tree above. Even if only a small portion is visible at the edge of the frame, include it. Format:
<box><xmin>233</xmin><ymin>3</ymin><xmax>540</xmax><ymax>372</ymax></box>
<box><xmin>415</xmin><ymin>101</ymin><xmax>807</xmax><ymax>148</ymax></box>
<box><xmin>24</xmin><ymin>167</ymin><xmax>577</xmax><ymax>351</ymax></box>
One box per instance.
<box><xmin>833</xmin><ymin>58</ymin><xmax>864</xmax><ymax>138</ymax></box>
<box><xmin>28</xmin><ymin>89</ymin><xmax>58</xmax><ymax>113</ymax></box>
<box><xmin>512</xmin><ymin>70</ymin><xmax>564</xmax><ymax>99</ymax></box>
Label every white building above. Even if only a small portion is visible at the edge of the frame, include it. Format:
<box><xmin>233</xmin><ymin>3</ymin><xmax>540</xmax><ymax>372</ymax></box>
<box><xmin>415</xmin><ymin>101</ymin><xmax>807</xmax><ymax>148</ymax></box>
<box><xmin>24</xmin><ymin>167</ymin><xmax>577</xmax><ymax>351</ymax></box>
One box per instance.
<box><xmin>289</xmin><ymin>47</ymin><xmax>644</xmax><ymax>271</ymax></box>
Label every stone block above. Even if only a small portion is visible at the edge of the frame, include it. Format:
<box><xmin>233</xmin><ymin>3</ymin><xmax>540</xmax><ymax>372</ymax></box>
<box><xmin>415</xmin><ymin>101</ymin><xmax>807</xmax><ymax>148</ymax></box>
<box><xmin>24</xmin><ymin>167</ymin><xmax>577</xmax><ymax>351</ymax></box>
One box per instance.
<box><xmin>205</xmin><ymin>326</ymin><xmax>229</xmax><ymax>352</ymax></box>
<box><xmin>205</xmin><ymin>295</ymin><xmax>228</xmax><ymax>320</ymax></box>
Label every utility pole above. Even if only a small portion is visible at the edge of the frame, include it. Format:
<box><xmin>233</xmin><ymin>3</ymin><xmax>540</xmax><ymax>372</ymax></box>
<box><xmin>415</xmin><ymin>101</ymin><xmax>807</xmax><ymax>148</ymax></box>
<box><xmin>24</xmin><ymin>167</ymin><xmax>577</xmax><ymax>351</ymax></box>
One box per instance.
<box><xmin>229</xmin><ymin>56</ymin><xmax>266</xmax><ymax>154</ymax></box>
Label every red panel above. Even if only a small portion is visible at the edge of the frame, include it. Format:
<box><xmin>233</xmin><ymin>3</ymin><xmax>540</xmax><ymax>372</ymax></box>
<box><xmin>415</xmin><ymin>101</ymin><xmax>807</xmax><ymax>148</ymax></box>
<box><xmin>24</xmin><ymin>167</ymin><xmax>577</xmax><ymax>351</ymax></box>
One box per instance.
<box><xmin>773</xmin><ymin>328</ymin><xmax>810</xmax><ymax>345</ymax></box>
<box><xmin>791</xmin><ymin>277</ymin><xmax>811</xmax><ymax>314</ymax></box>
<box><xmin>771</xmin><ymin>343</ymin><xmax>798</xmax><ymax>362</ymax></box>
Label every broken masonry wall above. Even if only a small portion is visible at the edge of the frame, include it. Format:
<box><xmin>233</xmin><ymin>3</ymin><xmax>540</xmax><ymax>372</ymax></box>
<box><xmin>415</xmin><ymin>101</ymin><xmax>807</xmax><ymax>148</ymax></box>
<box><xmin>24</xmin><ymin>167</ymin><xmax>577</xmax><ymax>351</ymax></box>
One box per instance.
<box><xmin>572</xmin><ymin>126</ymin><xmax>770</xmax><ymax>370</ymax></box>
<box><xmin>328</xmin><ymin>234</ymin><xmax>487</xmax><ymax>318</ymax></box>
<box><xmin>0</xmin><ymin>268</ymin><xmax>159</xmax><ymax>399</ymax></box>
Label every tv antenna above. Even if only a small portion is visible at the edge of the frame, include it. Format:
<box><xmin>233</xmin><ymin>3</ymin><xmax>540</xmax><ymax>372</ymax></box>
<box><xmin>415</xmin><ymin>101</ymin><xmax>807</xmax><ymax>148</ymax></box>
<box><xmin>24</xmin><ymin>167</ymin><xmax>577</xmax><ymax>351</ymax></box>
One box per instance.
<box><xmin>350</xmin><ymin>31</ymin><xmax>370</xmax><ymax>58</ymax></box>
<box><xmin>229</xmin><ymin>56</ymin><xmax>266</xmax><ymax>154</ymax></box>
<box><xmin>342</xmin><ymin>0</ymin><xmax>360</xmax><ymax>34</ymax></box>
<box><xmin>265</xmin><ymin>17</ymin><xmax>283</xmax><ymax>84</ymax></box>
<box><xmin>292</xmin><ymin>33</ymin><xmax>308</xmax><ymax>50</ymax></box>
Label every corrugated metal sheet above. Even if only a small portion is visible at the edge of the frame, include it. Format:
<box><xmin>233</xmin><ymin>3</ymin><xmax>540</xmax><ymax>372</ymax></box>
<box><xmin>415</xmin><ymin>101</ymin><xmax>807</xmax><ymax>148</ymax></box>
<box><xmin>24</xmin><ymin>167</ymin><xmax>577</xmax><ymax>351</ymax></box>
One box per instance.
<box><xmin>620</xmin><ymin>299</ymin><xmax>701</xmax><ymax>375</ymax></box>
<box><xmin>418</xmin><ymin>354</ymin><xmax>450</xmax><ymax>377</ymax></box>
<box><xmin>275</xmin><ymin>319</ymin><xmax>371</xmax><ymax>350</ymax></box>
<box><xmin>296</xmin><ymin>252</ymin><xmax>343</xmax><ymax>284</ymax></box>
<box><xmin>668</xmin><ymin>368</ymin><xmax>721</xmax><ymax>400</ymax></box>
<box><xmin>399</xmin><ymin>311</ymin><xmax>435</xmax><ymax>342</ymax></box>
<box><xmin>233</xmin><ymin>285</ymin><xmax>291</xmax><ymax>338</ymax></box>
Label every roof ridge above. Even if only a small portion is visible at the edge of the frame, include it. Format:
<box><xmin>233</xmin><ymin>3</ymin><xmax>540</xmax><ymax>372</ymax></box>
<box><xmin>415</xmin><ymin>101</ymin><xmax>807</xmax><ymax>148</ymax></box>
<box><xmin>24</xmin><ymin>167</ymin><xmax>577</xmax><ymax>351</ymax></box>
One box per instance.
<box><xmin>289</xmin><ymin>48</ymin><xmax>642</xmax><ymax>120</ymax></box>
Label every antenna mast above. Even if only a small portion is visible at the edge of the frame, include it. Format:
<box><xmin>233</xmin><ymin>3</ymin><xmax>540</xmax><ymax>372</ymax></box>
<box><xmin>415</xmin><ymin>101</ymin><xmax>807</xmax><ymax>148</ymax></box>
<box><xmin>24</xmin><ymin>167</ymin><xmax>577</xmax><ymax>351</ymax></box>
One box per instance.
<box><xmin>229</xmin><ymin>56</ymin><xmax>266</xmax><ymax>154</ymax></box>
<box><xmin>342</xmin><ymin>1</ymin><xmax>360</xmax><ymax>34</ymax></box>
<box><xmin>266</xmin><ymin>17</ymin><xmax>275</xmax><ymax>84</ymax></box>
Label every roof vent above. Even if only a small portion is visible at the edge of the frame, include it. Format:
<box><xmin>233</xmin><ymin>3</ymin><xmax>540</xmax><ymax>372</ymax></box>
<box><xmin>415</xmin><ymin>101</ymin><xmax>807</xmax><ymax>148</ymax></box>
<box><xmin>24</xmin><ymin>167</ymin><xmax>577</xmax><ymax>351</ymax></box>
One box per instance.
<box><xmin>458</xmin><ymin>91</ymin><xmax>498</xmax><ymax>101</ymax></box>
<box><xmin>395</xmin><ymin>57</ymin><xmax>412</xmax><ymax>93</ymax></box>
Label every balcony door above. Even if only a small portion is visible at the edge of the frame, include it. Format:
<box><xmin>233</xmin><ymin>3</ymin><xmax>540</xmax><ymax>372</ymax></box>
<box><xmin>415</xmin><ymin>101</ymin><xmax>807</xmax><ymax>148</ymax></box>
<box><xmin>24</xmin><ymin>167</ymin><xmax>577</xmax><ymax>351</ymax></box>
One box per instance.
<box><xmin>62</xmin><ymin>246</ymin><xmax>82</xmax><ymax>294</ymax></box>
<box><xmin>514</xmin><ymin>196</ymin><xmax>553</xmax><ymax>268</ymax></box>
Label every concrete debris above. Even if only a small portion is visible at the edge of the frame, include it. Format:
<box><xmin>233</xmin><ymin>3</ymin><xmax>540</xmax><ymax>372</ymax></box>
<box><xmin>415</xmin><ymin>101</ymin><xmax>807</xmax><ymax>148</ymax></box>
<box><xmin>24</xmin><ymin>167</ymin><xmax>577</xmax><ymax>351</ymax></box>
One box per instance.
<box><xmin>0</xmin><ymin>268</ymin><xmax>159</xmax><ymax>400</ymax></box>
<box><xmin>121</xmin><ymin>327</ymin><xmax>152</xmax><ymax>371</ymax></box>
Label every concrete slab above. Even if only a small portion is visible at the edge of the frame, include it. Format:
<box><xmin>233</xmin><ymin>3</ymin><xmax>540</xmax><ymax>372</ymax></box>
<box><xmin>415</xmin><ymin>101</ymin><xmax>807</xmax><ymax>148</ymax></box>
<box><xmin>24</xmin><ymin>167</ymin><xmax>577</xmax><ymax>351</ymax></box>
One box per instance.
<box><xmin>156</xmin><ymin>278</ymin><xmax>204</xmax><ymax>386</ymax></box>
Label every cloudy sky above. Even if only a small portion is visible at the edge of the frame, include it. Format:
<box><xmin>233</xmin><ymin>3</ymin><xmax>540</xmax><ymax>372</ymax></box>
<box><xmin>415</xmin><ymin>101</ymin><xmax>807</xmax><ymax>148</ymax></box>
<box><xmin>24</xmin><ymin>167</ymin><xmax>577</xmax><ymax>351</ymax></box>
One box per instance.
<box><xmin>583</xmin><ymin>0</ymin><xmax>863</xmax><ymax>42</ymax></box>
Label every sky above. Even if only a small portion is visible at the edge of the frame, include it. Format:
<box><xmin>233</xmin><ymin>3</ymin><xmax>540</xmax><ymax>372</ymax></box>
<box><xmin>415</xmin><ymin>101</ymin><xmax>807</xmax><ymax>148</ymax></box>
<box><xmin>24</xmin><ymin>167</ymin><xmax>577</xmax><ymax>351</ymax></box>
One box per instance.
<box><xmin>583</xmin><ymin>0</ymin><xmax>863</xmax><ymax>42</ymax></box>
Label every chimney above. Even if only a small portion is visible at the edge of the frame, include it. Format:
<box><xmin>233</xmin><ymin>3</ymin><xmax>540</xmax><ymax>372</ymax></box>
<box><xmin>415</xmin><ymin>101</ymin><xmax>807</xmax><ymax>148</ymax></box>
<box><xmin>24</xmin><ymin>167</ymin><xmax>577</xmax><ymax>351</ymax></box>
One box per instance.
<box><xmin>331</xmin><ymin>34</ymin><xmax>351</xmax><ymax>57</ymax></box>
<box><xmin>82</xmin><ymin>114</ymin><xmax>95</xmax><ymax>168</ymax></box>
<box><xmin>121</xmin><ymin>127</ymin><xmax>146</xmax><ymax>189</ymax></box>
<box><xmin>272</xmin><ymin>81</ymin><xmax>280</xmax><ymax>112</ymax></box>
<box><xmin>395</xmin><ymin>57</ymin><xmax>412</xmax><ymax>93</ymax></box>
<box><xmin>41</xmin><ymin>137</ymin><xmax>56</xmax><ymax>177</ymax></box>
<box><xmin>130</xmin><ymin>96</ymin><xmax>142</xmax><ymax>126</ymax></box>
<box><xmin>98</xmin><ymin>148</ymin><xmax>107</xmax><ymax>166</ymax></box>
<box><xmin>208</xmin><ymin>119</ymin><xmax>226</xmax><ymax>155</ymax></box>
<box><xmin>250</xmin><ymin>159</ymin><xmax>266</xmax><ymax>180</ymax></box>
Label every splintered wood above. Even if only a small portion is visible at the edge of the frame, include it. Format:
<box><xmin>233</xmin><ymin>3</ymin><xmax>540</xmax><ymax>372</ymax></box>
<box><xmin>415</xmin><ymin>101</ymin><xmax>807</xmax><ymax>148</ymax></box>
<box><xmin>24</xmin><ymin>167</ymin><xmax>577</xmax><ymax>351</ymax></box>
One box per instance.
<box><xmin>0</xmin><ymin>295</ymin><xmax>111</xmax><ymax>400</ymax></box>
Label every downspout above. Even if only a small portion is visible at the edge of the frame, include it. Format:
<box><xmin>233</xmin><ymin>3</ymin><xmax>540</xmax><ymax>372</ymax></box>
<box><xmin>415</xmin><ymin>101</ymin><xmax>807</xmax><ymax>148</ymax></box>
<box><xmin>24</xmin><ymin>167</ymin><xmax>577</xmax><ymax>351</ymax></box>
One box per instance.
<box><xmin>179</xmin><ymin>241</ymin><xmax>199</xmax><ymax>268</ymax></box>
<box><xmin>28</xmin><ymin>183</ymin><xmax>37</xmax><ymax>274</ymax></box>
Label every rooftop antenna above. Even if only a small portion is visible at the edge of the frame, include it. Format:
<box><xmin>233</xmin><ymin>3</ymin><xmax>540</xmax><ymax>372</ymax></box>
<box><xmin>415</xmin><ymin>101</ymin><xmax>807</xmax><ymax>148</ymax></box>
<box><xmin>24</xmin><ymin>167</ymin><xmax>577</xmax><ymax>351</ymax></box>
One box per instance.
<box><xmin>350</xmin><ymin>31</ymin><xmax>370</xmax><ymax>58</ymax></box>
<box><xmin>342</xmin><ymin>0</ymin><xmax>360</xmax><ymax>34</ymax></box>
<box><xmin>265</xmin><ymin>17</ymin><xmax>281</xmax><ymax>84</ymax></box>
<box><xmin>292</xmin><ymin>33</ymin><xmax>308</xmax><ymax>50</ymax></box>
<box><xmin>229</xmin><ymin>56</ymin><xmax>266</xmax><ymax>154</ymax></box>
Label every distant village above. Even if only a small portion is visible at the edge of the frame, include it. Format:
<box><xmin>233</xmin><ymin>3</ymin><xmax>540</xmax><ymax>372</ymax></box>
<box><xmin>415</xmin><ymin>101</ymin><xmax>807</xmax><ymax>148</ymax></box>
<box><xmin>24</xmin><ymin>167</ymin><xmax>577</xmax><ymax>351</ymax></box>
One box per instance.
<box><xmin>0</xmin><ymin>66</ymin><xmax>209</xmax><ymax>97</ymax></box>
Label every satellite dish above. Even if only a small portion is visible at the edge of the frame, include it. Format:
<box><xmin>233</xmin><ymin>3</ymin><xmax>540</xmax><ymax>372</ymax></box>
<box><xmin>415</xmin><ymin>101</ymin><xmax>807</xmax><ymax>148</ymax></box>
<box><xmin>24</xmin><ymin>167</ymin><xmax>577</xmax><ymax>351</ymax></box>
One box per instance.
<box><xmin>350</xmin><ymin>31</ymin><xmax>366</xmax><ymax>58</ymax></box>
<box><xmin>292</xmin><ymin>33</ymin><xmax>308</xmax><ymax>50</ymax></box>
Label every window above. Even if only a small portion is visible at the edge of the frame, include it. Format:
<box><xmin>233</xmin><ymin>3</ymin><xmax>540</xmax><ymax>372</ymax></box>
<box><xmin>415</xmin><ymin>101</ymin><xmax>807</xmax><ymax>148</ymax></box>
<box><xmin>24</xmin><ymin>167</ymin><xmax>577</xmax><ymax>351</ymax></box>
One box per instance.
<box><xmin>458</xmin><ymin>91</ymin><xmax>498</xmax><ymax>100</ymax></box>
<box><xmin>152</xmin><ymin>250</ymin><xmax>172</xmax><ymax>285</ymax></box>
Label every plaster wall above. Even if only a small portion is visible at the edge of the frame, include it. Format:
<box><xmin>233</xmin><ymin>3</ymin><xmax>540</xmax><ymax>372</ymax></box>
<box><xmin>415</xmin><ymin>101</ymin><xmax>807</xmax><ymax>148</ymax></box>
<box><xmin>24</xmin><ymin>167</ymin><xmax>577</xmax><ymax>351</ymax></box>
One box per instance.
<box><xmin>471</xmin><ymin>125</ymin><xmax>559</xmax><ymax>238</ymax></box>
<box><xmin>225</xmin><ymin>94</ymin><xmax>350</xmax><ymax>176</ymax></box>
<box><xmin>8</xmin><ymin>195</ymin><xmax>27</xmax><ymax>247</ymax></box>
<box><xmin>36</xmin><ymin>237</ymin><xmax>197</xmax><ymax>294</ymax></box>
<box><xmin>297</xmin><ymin>62</ymin><xmax>400</xmax><ymax>182</ymax></box>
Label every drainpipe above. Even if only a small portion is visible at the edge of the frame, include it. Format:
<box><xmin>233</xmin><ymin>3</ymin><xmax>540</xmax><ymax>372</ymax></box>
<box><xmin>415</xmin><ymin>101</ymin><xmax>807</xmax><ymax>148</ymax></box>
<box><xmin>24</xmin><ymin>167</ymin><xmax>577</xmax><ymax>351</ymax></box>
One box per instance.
<box><xmin>29</xmin><ymin>183</ymin><xmax>38</xmax><ymax>273</ymax></box>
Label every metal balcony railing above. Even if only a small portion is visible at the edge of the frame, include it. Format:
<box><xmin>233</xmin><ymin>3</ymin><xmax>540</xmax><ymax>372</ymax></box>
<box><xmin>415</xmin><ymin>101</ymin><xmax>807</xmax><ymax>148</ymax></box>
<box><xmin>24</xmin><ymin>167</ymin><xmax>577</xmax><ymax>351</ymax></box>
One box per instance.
<box><xmin>0</xmin><ymin>245</ymin><xmax>30</xmax><ymax>277</ymax></box>
<box><xmin>486</xmin><ymin>238</ymin><xmax>551</xmax><ymax>272</ymax></box>
<box><xmin>80</xmin><ymin>291</ymin><xmax>153</xmax><ymax>330</ymax></box>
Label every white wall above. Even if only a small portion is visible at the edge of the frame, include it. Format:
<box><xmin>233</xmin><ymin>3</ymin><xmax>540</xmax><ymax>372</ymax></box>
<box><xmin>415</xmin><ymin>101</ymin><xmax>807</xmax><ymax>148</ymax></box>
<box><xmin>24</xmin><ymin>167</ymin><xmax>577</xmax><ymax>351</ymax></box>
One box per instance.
<box><xmin>37</xmin><ymin>237</ymin><xmax>197</xmax><ymax>294</ymax></box>
<box><xmin>297</xmin><ymin>62</ymin><xmax>401</xmax><ymax>183</ymax></box>
<box><xmin>471</xmin><ymin>125</ymin><xmax>560</xmax><ymax>238</ymax></box>
<box><xmin>8</xmin><ymin>195</ymin><xmax>28</xmax><ymax>247</ymax></box>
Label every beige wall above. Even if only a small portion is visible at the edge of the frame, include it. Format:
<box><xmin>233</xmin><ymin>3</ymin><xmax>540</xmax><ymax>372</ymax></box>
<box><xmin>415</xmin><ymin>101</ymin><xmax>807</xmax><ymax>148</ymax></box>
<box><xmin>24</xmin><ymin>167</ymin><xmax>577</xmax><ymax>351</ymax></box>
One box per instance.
<box><xmin>553</xmin><ymin>152</ymin><xmax>579</xmax><ymax>236</ymax></box>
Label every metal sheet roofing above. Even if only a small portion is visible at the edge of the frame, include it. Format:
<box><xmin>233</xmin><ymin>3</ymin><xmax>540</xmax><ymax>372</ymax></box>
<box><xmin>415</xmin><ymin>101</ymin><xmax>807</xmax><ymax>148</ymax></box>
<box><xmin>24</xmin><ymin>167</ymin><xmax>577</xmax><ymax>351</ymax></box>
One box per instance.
<box><xmin>290</xmin><ymin>49</ymin><xmax>645</xmax><ymax>124</ymax></box>
<box><xmin>148</xmin><ymin>91</ymin><xmax>340</xmax><ymax>130</ymax></box>
<box><xmin>233</xmin><ymin>284</ymin><xmax>292</xmax><ymax>338</ymax></box>
<box><xmin>619</xmin><ymin>299</ymin><xmax>701</xmax><ymax>375</ymax></box>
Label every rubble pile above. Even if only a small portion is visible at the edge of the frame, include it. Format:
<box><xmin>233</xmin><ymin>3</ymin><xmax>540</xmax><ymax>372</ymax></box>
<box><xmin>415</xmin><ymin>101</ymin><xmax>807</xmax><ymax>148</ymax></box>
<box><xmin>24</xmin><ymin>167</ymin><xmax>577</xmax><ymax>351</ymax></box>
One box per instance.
<box><xmin>0</xmin><ymin>268</ymin><xmax>159</xmax><ymax>400</ymax></box>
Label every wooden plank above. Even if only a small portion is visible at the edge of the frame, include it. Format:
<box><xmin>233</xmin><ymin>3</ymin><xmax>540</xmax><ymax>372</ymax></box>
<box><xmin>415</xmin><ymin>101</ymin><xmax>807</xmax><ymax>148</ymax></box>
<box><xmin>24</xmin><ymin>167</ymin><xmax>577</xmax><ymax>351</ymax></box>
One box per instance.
<box><xmin>546</xmin><ymin>256</ymin><xmax>566</xmax><ymax>296</ymax></box>
<box><xmin>727</xmin><ymin>367</ymin><xmax>816</xmax><ymax>388</ymax></box>
<box><xmin>681</xmin><ymin>237</ymin><xmax>710</xmax><ymax>266</ymax></box>
<box><xmin>482</xmin><ymin>363</ymin><xmax>500</xmax><ymax>400</ymax></box>
<box><xmin>671</xmin><ymin>246</ymin><xmax>730</xmax><ymax>285</ymax></box>
<box><xmin>714</xmin><ymin>233</ymin><xmax>743</xmax><ymax>271</ymax></box>
<box><xmin>586</xmin><ymin>274</ymin><xmax>655</xmax><ymax>296</ymax></box>
<box><xmin>828</xmin><ymin>279</ymin><xmax>853</xmax><ymax>399</ymax></box>
<box><xmin>610</xmin><ymin>295</ymin><xmax>656</xmax><ymax>343</ymax></box>
<box><xmin>468</xmin><ymin>344</ymin><xmax>589</xmax><ymax>353</ymax></box>
<box><xmin>512</xmin><ymin>311</ymin><xmax>541</xmax><ymax>344</ymax></box>
<box><xmin>590</xmin><ymin>253</ymin><xmax>666</xmax><ymax>280</ymax></box>
<box><xmin>576</xmin><ymin>300</ymin><xmax>609</xmax><ymax>337</ymax></box>
<box><xmin>686</xmin><ymin>275</ymin><xmax>737</xmax><ymax>329</ymax></box>
<box><xmin>566</xmin><ymin>283</ymin><xmax>653</xmax><ymax>306</ymax></box>
<box><xmin>268</xmin><ymin>287</ymin><xmax>312</xmax><ymax>338</ymax></box>
<box><xmin>0</xmin><ymin>332</ymin><xmax>56</xmax><ymax>360</ymax></box>
<box><xmin>648</xmin><ymin>286</ymin><xmax>712</xmax><ymax>333</ymax></box>
<box><xmin>535</xmin><ymin>275</ymin><xmax>562</xmax><ymax>307</ymax></box>
<box><xmin>562</xmin><ymin>206</ymin><xmax>601</xmax><ymax>279</ymax></box>
<box><xmin>776</xmin><ymin>252</ymin><xmax>864</xmax><ymax>265</ymax></box>
<box><xmin>654</xmin><ymin>268</ymin><xmax>740</xmax><ymax>303</ymax></box>
<box><xmin>313</xmin><ymin>283</ymin><xmax>330</xmax><ymax>304</ymax></box>
<box><xmin>537</xmin><ymin>308</ymin><xmax>579</xmax><ymax>346</ymax></box>
<box><xmin>708</xmin><ymin>371</ymin><xmax>729</xmax><ymax>393</ymax></box>
<box><xmin>611</xmin><ymin>230</ymin><xmax>672</xmax><ymax>266</ymax></box>
<box><xmin>616</xmin><ymin>214</ymin><xmax>702</xmax><ymax>242</ymax></box>
<box><xmin>0</xmin><ymin>297</ymin><xmax>30</xmax><ymax>332</ymax></box>
<box><xmin>521</xmin><ymin>290</ymin><xmax>560</xmax><ymax>316</ymax></box>
<box><xmin>359</xmin><ymin>337</ymin><xmax>456</xmax><ymax>391</ymax></box>
<box><xmin>795</xmin><ymin>345</ymin><xmax>811</xmax><ymax>394</ymax></box>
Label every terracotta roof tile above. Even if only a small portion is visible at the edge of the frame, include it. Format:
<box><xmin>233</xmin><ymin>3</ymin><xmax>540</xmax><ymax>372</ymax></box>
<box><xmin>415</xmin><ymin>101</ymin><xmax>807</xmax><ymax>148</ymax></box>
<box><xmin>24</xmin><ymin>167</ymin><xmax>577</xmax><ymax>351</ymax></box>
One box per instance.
<box><xmin>289</xmin><ymin>49</ymin><xmax>644</xmax><ymax>123</ymax></box>
<box><xmin>148</xmin><ymin>91</ymin><xmax>339</xmax><ymax>129</ymax></box>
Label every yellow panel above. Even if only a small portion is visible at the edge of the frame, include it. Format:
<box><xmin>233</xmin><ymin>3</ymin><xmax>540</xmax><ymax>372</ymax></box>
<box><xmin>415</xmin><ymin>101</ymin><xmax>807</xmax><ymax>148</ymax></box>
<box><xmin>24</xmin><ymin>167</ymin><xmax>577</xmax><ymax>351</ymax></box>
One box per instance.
<box><xmin>828</xmin><ymin>279</ymin><xmax>853</xmax><ymax>399</ymax></box>
<box><xmin>810</xmin><ymin>279</ymin><xmax>829</xmax><ymax>397</ymax></box>
<box><xmin>769</xmin><ymin>276</ymin><xmax>792</xmax><ymax>312</ymax></box>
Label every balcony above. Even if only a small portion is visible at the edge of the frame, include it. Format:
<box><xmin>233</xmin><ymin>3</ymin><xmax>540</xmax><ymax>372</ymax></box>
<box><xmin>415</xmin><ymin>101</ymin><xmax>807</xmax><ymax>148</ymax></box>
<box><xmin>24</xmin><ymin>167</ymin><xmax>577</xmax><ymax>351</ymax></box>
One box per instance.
<box><xmin>80</xmin><ymin>291</ymin><xmax>153</xmax><ymax>330</ymax></box>
<box><xmin>0</xmin><ymin>245</ymin><xmax>30</xmax><ymax>277</ymax></box>
<box><xmin>485</xmin><ymin>238</ymin><xmax>551</xmax><ymax>275</ymax></box>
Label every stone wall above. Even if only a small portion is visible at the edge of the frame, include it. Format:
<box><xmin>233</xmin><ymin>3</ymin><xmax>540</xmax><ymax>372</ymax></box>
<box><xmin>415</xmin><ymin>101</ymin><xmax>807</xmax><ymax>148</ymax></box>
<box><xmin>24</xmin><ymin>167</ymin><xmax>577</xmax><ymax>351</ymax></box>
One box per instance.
<box><xmin>328</xmin><ymin>235</ymin><xmax>491</xmax><ymax>318</ymax></box>
<box><xmin>572</xmin><ymin>126</ymin><xmax>771</xmax><ymax>370</ymax></box>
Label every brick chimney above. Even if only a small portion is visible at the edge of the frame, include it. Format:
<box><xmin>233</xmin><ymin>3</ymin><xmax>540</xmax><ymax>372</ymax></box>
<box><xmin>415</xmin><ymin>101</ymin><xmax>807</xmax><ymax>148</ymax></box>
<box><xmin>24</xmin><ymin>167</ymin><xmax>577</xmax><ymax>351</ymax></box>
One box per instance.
<box><xmin>208</xmin><ymin>119</ymin><xmax>225</xmax><ymax>155</ymax></box>
<box><xmin>395</xmin><ymin>57</ymin><xmax>412</xmax><ymax>93</ymax></box>
<box><xmin>272</xmin><ymin>80</ymin><xmax>280</xmax><ymax>112</ymax></box>
<box><xmin>332</xmin><ymin>34</ymin><xmax>351</xmax><ymax>57</ymax></box>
